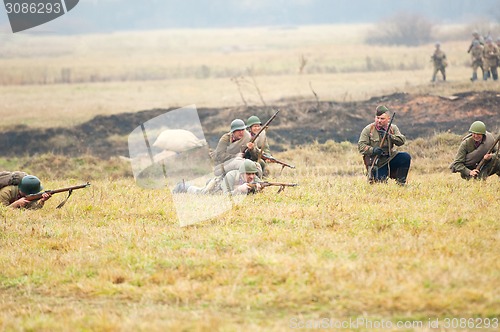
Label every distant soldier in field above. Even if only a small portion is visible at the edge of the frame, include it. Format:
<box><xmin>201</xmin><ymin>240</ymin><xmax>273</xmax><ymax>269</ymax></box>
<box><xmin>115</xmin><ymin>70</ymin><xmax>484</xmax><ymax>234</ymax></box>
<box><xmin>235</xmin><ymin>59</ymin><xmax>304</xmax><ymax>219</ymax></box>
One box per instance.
<box><xmin>0</xmin><ymin>174</ymin><xmax>52</xmax><ymax>209</ymax></box>
<box><xmin>470</xmin><ymin>40</ymin><xmax>484</xmax><ymax>81</ymax></box>
<box><xmin>482</xmin><ymin>37</ymin><xmax>499</xmax><ymax>81</ymax></box>
<box><xmin>245</xmin><ymin>115</ymin><xmax>272</xmax><ymax>178</ymax></box>
<box><xmin>431</xmin><ymin>42</ymin><xmax>447</xmax><ymax>82</ymax></box>
<box><xmin>213</xmin><ymin>118</ymin><xmax>262</xmax><ymax>177</ymax></box>
<box><xmin>467</xmin><ymin>31</ymin><xmax>484</xmax><ymax>53</ymax></box>
<box><xmin>358</xmin><ymin>105</ymin><xmax>412</xmax><ymax>185</ymax></box>
<box><xmin>496</xmin><ymin>37</ymin><xmax>500</xmax><ymax>68</ymax></box>
<box><xmin>450</xmin><ymin>121</ymin><xmax>500</xmax><ymax>180</ymax></box>
<box><xmin>174</xmin><ymin>159</ymin><xmax>263</xmax><ymax>195</ymax></box>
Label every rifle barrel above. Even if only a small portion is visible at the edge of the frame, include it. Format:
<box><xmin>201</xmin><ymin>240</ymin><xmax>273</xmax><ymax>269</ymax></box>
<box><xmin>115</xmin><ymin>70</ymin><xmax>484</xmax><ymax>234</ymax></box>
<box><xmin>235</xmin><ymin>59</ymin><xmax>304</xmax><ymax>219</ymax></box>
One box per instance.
<box><xmin>26</xmin><ymin>182</ymin><xmax>91</xmax><ymax>201</ymax></box>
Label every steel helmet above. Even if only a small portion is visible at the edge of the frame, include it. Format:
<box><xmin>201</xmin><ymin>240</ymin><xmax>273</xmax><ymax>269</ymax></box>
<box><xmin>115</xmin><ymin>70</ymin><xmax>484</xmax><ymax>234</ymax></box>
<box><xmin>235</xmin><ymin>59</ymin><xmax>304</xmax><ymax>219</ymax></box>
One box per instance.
<box><xmin>18</xmin><ymin>175</ymin><xmax>43</xmax><ymax>195</ymax></box>
<box><xmin>469</xmin><ymin>121</ymin><xmax>486</xmax><ymax>135</ymax></box>
<box><xmin>230</xmin><ymin>119</ymin><xmax>246</xmax><ymax>133</ymax></box>
<box><xmin>239</xmin><ymin>160</ymin><xmax>258</xmax><ymax>174</ymax></box>
<box><xmin>246</xmin><ymin>115</ymin><xmax>262</xmax><ymax>128</ymax></box>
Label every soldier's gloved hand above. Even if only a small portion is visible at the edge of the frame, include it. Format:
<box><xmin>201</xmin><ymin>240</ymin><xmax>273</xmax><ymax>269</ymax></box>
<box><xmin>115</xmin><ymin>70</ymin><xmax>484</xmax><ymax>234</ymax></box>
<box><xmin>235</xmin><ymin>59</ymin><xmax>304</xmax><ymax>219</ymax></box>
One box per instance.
<box><xmin>373</xmin><ymin>147</ymin><xmax>384</xmax><ymax>156</ymax></box>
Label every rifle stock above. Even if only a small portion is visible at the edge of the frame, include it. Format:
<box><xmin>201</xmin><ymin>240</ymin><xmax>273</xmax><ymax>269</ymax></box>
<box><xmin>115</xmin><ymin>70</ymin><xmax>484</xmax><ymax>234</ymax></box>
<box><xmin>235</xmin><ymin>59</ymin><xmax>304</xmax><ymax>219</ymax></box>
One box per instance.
<box><xmin>25</xmin><ymin>182</ymin><xmax>91</xmax><ymax>202</ymax></box>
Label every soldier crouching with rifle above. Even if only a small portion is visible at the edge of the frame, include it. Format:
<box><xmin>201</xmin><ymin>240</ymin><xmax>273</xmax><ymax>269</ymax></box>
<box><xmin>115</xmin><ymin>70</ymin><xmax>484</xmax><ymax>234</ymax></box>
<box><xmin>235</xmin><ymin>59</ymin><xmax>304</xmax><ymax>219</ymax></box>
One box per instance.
<box><xmin>358</xmin><ymin>105</ymin><xmax>412</xmax><ymax>185</ymax></box>
<box><xmin>450</xmin><ymin>121</ymin><xmax>500</xmax><ymax>180</ymax></box>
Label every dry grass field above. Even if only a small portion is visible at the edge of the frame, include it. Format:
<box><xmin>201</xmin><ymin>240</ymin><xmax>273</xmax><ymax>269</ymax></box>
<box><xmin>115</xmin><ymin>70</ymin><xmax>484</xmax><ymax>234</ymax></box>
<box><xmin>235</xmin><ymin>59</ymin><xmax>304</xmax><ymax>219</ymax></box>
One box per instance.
<box><xmin>1</xmin><ymin>138</ymin><xmax>499</xmax><ymax>331</ymax></box>
<box><xmin>0</xmin><ymin>24</ymin><xmax>499</xmax><ymax>331</ymax></box>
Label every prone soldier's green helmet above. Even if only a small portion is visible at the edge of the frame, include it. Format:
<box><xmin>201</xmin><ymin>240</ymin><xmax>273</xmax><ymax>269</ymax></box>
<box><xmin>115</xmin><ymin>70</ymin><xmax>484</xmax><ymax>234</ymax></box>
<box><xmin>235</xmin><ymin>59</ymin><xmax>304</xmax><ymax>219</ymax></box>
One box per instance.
<box><xmin>246</xmin><ymin>115</ymin><xmax>261</xmax><ymax>128</ymax></box>
<box><xmin>230</xmin><ymin>119</ymin><xmax>246</xmax><ymax>133</ymax></box>
<box><xmin>18</xmin><ymin>175</ymin><xmax>43</xmax><ymax>195</ymax></box>
<box><xmin>239</xmin><ymin>160</ymin><xmax>258</xmax><ymax>174</ymax></box>
<box><xmin>469</xmin><ymin>121</ymin><xmax>486</xmax><ymax>135</ymax></box>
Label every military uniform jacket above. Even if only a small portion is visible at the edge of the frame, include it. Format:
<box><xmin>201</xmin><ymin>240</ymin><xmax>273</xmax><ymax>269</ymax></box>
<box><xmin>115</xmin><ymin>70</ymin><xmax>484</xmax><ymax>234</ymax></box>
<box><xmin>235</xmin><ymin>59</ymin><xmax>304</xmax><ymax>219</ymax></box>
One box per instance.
<box><xmin>449</xmin><ymin>132</ymin><xmax>496</xmax><ymax>178</ymax></box>
<box><xmin>358</xmin><ymin>123</ymin><xmax>406</xmax><ymax>167</ymax></box>
<box><xmin>432</xmin><ymin>50</ymin><xmax>447</xmax><ymax>68</ymax></box>
<box><xmin>221</xmin><ymin>170</ymin><xmax>261</xmax><ymax>195</ymax></box>
<box><xmin>214</xmin><ymin>131</ymin><xmax>257</xmax><ymax>164</ymax></box>
<box><xmin>471</xmin><ymin>45</ymin><xmax>484</xmax><ymax>65</ymax></box>
<box><xmin>482</xmin><ymin>44</ymin><xmax>499</xmax><ymax>67</ymax></box>
<box><xmin>246</xmin><ymin>130</ymin><xmax>271</xmax><ymax>159</ymax></box>
<box><xmin>0</xmin><ymin>185</ymin><xmax>43</xmax><ymax>209</ymax></box>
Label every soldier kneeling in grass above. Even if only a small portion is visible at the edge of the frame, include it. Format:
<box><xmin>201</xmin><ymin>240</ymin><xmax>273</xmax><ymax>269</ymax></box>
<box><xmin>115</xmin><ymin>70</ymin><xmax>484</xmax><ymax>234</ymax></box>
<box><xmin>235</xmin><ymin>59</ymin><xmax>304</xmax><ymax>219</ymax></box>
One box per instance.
<box><xmin>450</xmin><ymin>121</ymin><xmax>500</xmax><ymax>180</ymax></box>
<box><xmin>358</xmin><ymin>105</ymin><xmax>412</xmax><ymax>185</ymax></box>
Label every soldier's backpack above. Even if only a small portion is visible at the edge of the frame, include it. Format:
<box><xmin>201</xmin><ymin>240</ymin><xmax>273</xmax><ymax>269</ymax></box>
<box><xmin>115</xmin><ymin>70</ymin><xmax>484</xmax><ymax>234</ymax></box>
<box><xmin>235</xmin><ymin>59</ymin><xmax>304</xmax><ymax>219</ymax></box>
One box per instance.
<box><xmin>0</xmin><ymin>171</ymin><xmax>28</xmax><ymax>189</ymax></box>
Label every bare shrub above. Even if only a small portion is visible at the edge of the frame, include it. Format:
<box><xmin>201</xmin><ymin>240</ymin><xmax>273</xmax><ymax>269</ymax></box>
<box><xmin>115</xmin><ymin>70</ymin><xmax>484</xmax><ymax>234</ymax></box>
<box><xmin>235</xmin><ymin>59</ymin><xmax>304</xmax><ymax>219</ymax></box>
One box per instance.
<box><xmin>366</xmin><ymin>12</ymin><xmax>434</xmax><ymax>46</ymax></box>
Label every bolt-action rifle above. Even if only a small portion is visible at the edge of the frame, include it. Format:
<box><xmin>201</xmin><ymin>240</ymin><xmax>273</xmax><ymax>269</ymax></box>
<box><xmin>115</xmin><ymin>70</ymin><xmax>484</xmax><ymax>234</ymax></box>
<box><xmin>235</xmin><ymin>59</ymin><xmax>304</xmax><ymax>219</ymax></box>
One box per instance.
<box><xmin>261</xmin><ymin>153</ymin><xmax>295</xmax><ymax>170</ymax></box>
<box><xmin>26</xmin><ymin>182</ymin><xmax>91</xmax><ymax>208</ymax></box>
<box><xmin>250</xmin><ymin>181</ymin><xmax>298</xmax><ymax>194</ymax></box>
<box><xmin>474</xmin><ymin>134</ymin><xmax>500</xmax><ymax>177</ymax></box>
<box><xmin>367</xmin><ymin>112</ymin><xmax>396</xmax><ymax>183</ymax></box>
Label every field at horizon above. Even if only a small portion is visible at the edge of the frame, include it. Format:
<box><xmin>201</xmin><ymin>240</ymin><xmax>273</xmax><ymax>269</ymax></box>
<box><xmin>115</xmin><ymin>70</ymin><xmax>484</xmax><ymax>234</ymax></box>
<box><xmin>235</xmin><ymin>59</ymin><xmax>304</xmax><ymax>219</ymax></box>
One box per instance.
<box><xmin>1</xmin><ymin>24</ymin><xmax>498</xmax><ymax>130</ymax></box>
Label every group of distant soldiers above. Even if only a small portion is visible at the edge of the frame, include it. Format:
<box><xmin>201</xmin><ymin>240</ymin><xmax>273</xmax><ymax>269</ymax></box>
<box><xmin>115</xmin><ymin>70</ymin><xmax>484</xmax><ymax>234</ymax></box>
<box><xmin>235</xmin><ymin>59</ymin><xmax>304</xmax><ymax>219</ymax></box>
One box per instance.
<box><xmin>431</xmin><ymin>31</ymin><xmax>500</xmax><ymax>82</ymax></box>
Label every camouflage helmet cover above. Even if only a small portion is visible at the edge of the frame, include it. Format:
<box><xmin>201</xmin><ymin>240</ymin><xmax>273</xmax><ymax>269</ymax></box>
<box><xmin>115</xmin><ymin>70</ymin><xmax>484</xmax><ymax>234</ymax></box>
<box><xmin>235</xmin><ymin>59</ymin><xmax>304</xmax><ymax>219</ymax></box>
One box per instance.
<box><xmin>246</xmin><ymin>115</ymin><xmax>262</xmax><ymax>128</ymax></box>
<box><xmin>469</xmin><ymin>121</ymin><xmax>486</xmax><ymax>135</ymax></box>
<box><xmin>18</xmin><ymin>175</ymin><xmax>43</xmax><ymax>195</ymax></box>
<box><xmin>239</xmin><ymin>159</ymin><xmax>258</xmax><ymax>174</ymax></box>
<box><xmin>230</xmin><ymin>119</ymin><xmax>246</xmax><ymax>133</ymax></box>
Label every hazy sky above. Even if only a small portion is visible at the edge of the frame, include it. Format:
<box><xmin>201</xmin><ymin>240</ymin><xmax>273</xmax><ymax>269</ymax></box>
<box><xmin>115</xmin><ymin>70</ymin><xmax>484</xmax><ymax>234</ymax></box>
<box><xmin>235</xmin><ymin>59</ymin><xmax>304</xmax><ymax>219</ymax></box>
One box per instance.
<box><xmin>0</xmin><ymin>0</ymin><xmax>498</xmax><ymax>34</ymax></box>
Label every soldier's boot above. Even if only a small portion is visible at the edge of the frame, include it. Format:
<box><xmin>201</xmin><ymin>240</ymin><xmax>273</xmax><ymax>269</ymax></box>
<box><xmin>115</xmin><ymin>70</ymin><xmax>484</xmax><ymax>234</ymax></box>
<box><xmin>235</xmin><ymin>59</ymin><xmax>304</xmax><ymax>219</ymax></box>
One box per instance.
<box><xmin>471</xmin><ymin>72</ymin><xmax>477</xmax><ymax>81</ymax></box>
<box><xmin>395</xmin><ymin>168</ymin><xmax>410</xmax><ymax>186</ymax></box>
<box><xmin>483</xmin><ymin>72</ymin><xmax>489</xmax><ymax>80</ymax></box>
<box><xmin>492</xmin><ymin>70</ymin><xmax>498</xmax><ymax>81</ymax></box>
<box><xmin>443</xmin><ymin>73</ymin><xmax>446</xmax><ymax>81</ymax></box>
